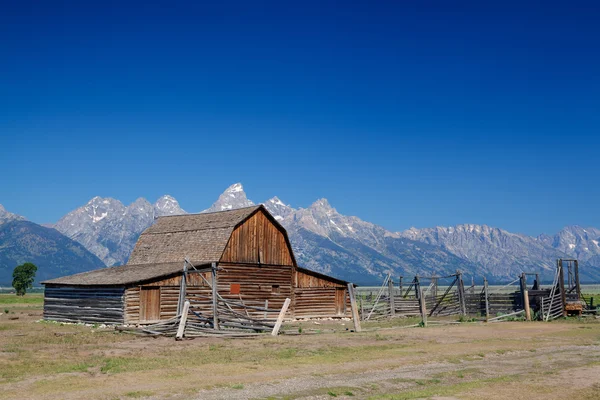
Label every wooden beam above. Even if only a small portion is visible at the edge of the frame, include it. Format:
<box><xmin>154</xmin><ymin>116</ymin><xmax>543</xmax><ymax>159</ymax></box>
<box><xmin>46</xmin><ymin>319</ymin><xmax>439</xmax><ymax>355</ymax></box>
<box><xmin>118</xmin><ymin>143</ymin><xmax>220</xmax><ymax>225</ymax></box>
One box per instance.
<box><xmin>457</xmin><ymin>271</ymin><xmax>466</xmax><ymax>316</ymax></box>
<box><xmin>177</xmin><ymin>262</ymin><xmax>187</xmax><ymax>316</ymax></box>
<box><xmin>524</xmin><ymin>290</ymin><xmax>531</xmax><ymax>321</ymax></box>
<box><xmin>420</xmin><ymin>288</ymin><xmax>427</xmax><ymax>327</ymax></box>
<box><xmin>347</xmin><ymin>283</ymin><xmax>362</xmax><ymax>332</ymax></box>
<box><xmin>558</xmin><ymin>260</ymin><xmax>567</xmax><ymax>317</ymax></box>
<box><xmin>271</xmin><ymin>298</ymin><xmax>291</xmax><ymax>336</ymax></box>
<box><xmin>484</xmin><ymin>277</ymin><xmax>490</xmax><ymax>322</ymax></box>
<box><xmin>175</xmin><ymin>300</ymin><xmax>189</xmax><ymax>340</ymax></box>
<box><xmin>388</xmin><ymin>276</ymin><xmax>395</xmax><ymax>316</ymax></box>
<box><xmin>211</xmin><ymin>262</ymin><xmax>219</xmax><ymax>330</ymax></box>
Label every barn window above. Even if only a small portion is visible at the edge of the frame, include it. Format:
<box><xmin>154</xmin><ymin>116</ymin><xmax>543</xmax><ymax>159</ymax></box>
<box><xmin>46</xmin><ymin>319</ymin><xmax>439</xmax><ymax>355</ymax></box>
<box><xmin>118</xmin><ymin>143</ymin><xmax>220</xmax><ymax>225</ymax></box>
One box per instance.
<box><xmin>230</xmin><ymin>284</ymin><xmax>241</xmax><ymax>295</ymax></box>
<box><xmin>272</xmin><ymin>285</ymin><xmax>280</xmax><ymax>294</ymax></box>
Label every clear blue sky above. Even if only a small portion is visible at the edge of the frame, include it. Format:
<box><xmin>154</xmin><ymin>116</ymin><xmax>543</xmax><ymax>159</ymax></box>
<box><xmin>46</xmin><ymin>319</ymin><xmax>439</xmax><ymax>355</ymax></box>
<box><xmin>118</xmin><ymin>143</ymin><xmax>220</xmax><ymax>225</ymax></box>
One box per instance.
<box><xmin>1</xmin><ymin>1</ymin><xmax>599</xmax><ymax>236</ymax></box>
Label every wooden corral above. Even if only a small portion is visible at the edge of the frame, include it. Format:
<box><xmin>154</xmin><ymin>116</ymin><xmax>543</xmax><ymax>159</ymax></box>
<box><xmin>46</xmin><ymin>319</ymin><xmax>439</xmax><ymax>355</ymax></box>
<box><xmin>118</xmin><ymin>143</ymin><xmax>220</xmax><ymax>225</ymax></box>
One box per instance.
<box><xmin>42</xmin><ymin>205</ymin><xmax>353</xmax><ymax>325</ymax></box>
<box><xmin>361</xmin><ymin>259</ymin><xmax>593</xmax><ymax>324</ymax></box>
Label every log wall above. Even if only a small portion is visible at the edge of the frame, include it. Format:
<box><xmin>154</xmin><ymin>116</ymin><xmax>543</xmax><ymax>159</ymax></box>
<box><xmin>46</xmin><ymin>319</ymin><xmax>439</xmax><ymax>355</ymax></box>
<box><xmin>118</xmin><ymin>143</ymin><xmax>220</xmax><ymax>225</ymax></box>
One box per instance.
<box><xmin>124</xmin><ymin>271</ymin><xmax>212</xmax><ymax>323</ymax></box>
<box><xmin>217</xmin><ymin>263</ymin><xmax>293</xmax><ymax>318</ymax></box>
<box><xmin>44</xmin><ymin>285</ymin><xmax>125</xmax><ymax>324</ymax></box>
<box><xmin>294</xmin><ymin>270</ymin><xmax>350</xmax><ymax>318</ymax></box>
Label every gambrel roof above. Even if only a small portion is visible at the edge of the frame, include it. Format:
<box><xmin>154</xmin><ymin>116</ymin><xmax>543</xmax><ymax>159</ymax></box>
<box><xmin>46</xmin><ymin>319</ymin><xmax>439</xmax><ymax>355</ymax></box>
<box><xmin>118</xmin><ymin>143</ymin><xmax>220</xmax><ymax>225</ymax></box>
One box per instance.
<box><xmin>127</xmin><ymin>205</ymin><xmax>262</xmax><ymax>265</ymax></box>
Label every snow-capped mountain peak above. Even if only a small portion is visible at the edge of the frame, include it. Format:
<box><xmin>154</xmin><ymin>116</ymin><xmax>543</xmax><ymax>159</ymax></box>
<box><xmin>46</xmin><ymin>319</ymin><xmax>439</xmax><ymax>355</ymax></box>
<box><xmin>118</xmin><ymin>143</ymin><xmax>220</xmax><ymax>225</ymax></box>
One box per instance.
<box><xmin>263</xmin><ymin>196</ymin><xmax>295</xmax><ymax>221</ymax></box>
<box><xmin>203</xmin><ymin>183</ymin><xmax>255</xmax><ymax>213</ymax></box>
<box><xmin>154</xmin><ymin>195</ymin><xmax>186</xmax><ymax>216</ymax></box>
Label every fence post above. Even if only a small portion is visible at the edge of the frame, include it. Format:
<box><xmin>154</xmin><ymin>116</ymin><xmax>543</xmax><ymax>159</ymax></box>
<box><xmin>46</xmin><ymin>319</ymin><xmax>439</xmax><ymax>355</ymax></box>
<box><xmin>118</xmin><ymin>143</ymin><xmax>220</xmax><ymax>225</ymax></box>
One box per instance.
<box><xmin>271</xmin><ymin>298</ymin><xmax>291</xmax><ymax>336</ymax></box>
<box><xmin>484</xmin><ymin>277</ymin><xmax>490</xmax><ymax>322</ymax></box>
<box><xmin>524</xmin><ymin>290</ymin><xmax>531</xmax><ymax>321</ymax></box>
<box><xmin>175</xmin><ymin>300</ymin><xmax>190</xmax><ymax>340</ymax></box>
<box><xmin>420</xmin><ymin>288</ymin><xmax>427</xmax><ymax>327</ymax></box>
<box><xmin>457</xmin><ymin>271</ymin><xmax>466</xmax><ymax>316</ymax></box>
<box><xmin>520</xmin><ymin>272</ymin><xmax>527</xmax><ymax>310</ymax></box>
<box><xmin>177</xmin><ymin>262</ymin><xmax>188</xmax><ymax>316</ymax></box>
<box><xmin>558</xmin><ymin>260</ymin><xmax>567</xmax><ymax>317</ymax></box>
<box><xmin>399</xmin><ymin>276</ymin><xmax>403</xmax><ymax>294</ymax></box>
<box><xmin>388</xmin><ymin>276</ymin><xmax>395</xmax><ymax>316</ymax></box>
<box><xmin>347</xmin><ymin>283</ymin><xmax>362</xmax><ymax>332</ymax></box>
<box><xmin>211</xmin><ymin>262</ymin><xmax>219</xmax><ymax>330</ymax></box>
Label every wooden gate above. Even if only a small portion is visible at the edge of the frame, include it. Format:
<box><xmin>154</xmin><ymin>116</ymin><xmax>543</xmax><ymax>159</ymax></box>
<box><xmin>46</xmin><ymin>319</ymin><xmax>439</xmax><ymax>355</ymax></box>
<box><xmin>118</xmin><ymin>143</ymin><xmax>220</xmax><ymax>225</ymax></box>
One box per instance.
<box><xmin>140</xmin><ymin>287</ymin><xmax>161</xmax><ymax>322</ymax></box>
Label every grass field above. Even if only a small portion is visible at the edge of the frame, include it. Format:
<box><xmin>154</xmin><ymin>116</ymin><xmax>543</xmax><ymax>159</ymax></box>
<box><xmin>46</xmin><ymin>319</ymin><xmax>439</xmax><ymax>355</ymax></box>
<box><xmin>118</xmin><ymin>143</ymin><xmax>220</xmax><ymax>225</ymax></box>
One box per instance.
<box><xmin>1</xmin><ymin>294</ymin><xmax>600</xmax><ymax>399</ymax></box>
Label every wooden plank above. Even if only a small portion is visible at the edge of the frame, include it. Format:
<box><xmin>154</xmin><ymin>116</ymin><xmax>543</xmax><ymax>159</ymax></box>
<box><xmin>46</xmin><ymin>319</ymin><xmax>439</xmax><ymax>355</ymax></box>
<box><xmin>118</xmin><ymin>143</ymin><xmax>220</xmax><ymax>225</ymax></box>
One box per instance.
<box><xmin>420</xmin><ymin>288</ymin><xmax>427</xmax><ymax>327</ymax></box>
<box><xmin>388</xmin><ymin>277</ymin><xmax>395</xmax><ymax>316</ymax></box>
<box><xmin>212</xmin><ymin>263</ymin><xmax>219</xmax><ymax>330</ymax></box>
<box><xmin>347</xmin><ymin>283</ymin><xmax>361</xmax><ymax>332</ymax></box>
<box><xmin>175</xmin><ymin>301</ymin><xmax>190</xmax><ymax>340</ymax></box>
<box><xmin>484</xmin><ymin>277</ymin><xmax>490</xmax><ymax>322</ymax></box>
<box><xmin>524</xmin><ymin>290</ymin><xmax>531</xmax><ymax>321</ymax></box>
<box><xmin>271</xmin><ymin>298</ymin><xmax>291</xmax><ymax>336</ymax></box>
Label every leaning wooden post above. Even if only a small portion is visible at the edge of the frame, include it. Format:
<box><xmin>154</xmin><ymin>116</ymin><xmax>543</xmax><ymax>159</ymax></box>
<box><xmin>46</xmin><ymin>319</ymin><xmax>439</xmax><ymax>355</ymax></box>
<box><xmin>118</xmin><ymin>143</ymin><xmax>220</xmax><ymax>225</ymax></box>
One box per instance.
<box><xmin>419</xmin><ymin>288</ymin><xmax>427</xmax><ymax>327</ymax></box>
<box><xmin>175</xmin><ymin>300</ymin><xmax>190</xmax><ymax>340</ymax></box>
<box><xmin>457</xmin><ymin>271</ymin><xmax>466</xmax><ymax>316</ymax></box>
<box><xmin>388</xmin><ymin>276</ymin><xmax>395</xmax><ymax>316</ymax></box>
<box><xmin>484</xmin><ymin>277</ymin><xmax>490</xmax><ymax>322</ymax></box>
<box><xmin>399</xmin><ymin>276</ymin><xmax>403</xmax><ymax>294</ymax></box>
<box><xmin>347</xmin><ymin>283</ymin><xmax>362</xmax><ymax>332</ymax></box>
<box><xmin>211</xmin><ymin>262</ymin><xmax>219</xmax><ymax>330</ymax></box>
<box><xmin>177</xmin><ymin>262</ymin><xmax>188</xmax><ymax>315</ymax></box>
<box><xmin>558</xmin><ymin>260</ymin><xmax>567</xmax><ymax>317</ymax></box>
<box><xmin>523</xmin><ymin>290</ymin><xmax>531</xmax><ymax>321</ymax></box>
<box><xmin>271</xmin><ymin>298</ymin><xmax>291</xmax><ymax>336</ymax></box>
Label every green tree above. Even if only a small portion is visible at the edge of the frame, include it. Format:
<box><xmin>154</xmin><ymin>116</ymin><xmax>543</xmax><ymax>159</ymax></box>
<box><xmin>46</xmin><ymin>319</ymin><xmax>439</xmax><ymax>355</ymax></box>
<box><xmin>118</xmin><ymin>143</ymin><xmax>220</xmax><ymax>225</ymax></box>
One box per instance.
<box><xmin>12</xmin><ymin>263</ymin><xmax>38</xmax><ymax>296</ymax></box>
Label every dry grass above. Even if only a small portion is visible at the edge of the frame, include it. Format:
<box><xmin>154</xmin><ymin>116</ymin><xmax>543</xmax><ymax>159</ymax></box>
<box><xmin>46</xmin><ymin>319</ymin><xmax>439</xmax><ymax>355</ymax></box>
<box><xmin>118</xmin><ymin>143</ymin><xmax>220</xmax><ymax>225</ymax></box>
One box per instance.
<box><xmin>0</xmin><ymin>295</ymin><xmax>599</xmax><ymax>399</ymax></box>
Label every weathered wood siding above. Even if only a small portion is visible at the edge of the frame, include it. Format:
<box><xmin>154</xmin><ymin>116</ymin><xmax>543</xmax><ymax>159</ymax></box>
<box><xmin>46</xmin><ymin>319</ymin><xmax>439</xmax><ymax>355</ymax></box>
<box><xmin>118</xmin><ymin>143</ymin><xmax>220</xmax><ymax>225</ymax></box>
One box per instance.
<box><xmin>44</xmin><ymin>285</ymin><xmax>124</xmax><ymax>324</ymax></box>
<box><xmin>294</xmin><ymin>270</ymin><xmax>350</xmax><ymax>318</ymax></box>
<box><xmin>220</xmin><ymin>210</ymin><xmax>294</xmax><ymax>266</ymax></box>
<box><xmin>124</xmin><ymin>271</ymin><xmax>212</xmax><ymax>323</ymax></box>
<box><xmin>217</xmin><ymin>263</ymin><xmax>293</xmax><ymax>318</ymax></box>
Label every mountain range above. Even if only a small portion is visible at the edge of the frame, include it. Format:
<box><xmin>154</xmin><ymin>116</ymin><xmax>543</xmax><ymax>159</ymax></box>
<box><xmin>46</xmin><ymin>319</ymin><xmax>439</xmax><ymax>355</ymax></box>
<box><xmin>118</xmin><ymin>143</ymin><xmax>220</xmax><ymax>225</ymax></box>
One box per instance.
<box><xmin>1</xmin><ymin>184</ymin><xmax>599</xmax><ymax>285</ymax></box>
<box><xmin>0</xmin><ymin>205</ymin><xmax>106</xmax><ymax>284</ymax></box>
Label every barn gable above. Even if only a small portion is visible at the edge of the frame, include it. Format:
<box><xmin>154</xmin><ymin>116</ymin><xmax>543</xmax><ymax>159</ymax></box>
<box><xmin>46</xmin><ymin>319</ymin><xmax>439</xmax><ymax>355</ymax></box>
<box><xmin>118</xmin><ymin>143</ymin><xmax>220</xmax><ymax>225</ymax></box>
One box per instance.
<box><xmin>220</xmin><ymin>208</ymin><xmax>296</xmax><ymax>266</ymax></box>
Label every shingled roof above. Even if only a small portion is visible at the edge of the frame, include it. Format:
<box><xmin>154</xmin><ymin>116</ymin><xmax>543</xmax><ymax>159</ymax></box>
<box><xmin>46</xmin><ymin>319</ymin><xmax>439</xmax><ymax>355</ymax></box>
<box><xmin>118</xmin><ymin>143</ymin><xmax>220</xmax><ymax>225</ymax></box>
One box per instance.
<box><xmin>43</xmin><ymin>205</ymin><xmax>264</xmax><ymax>286</ymax></box>
<box><xmin>127</xmin><ymin>205</ymin><xmax>262</xmax><ymax>265</ymax></box>
<box><xmin>42</xmin><ymin>262</ymin><xmax>194</xmax><ymax>286</ymax></box>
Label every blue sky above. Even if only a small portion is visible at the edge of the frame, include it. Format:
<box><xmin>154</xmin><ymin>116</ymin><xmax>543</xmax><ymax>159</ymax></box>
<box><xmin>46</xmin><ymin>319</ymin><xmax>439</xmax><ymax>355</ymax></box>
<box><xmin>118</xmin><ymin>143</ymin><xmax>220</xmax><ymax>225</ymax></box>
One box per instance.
<box><xmin>1</xmin><ymin>1</ymin><xmax>599</xmax><ymax>236</ymax></box>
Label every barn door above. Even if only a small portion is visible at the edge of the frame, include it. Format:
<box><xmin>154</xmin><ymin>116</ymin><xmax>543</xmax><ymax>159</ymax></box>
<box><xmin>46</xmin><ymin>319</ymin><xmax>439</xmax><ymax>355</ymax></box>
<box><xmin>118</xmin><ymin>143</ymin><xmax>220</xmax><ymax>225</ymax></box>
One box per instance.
<box><xmin>140</xmin><ymin>287</ymin><xmax>161</xmax><ymax>322</ymax></box>
<box><xmin>335</xmin><ymin>288</ymin><xmax>346</xmax><ymax>315</ymax></box>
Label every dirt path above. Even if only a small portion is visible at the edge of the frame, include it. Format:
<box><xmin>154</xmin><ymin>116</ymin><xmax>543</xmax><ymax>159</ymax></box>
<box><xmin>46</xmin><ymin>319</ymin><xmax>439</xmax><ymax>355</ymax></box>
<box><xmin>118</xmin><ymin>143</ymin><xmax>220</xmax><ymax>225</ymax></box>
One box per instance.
<box><xmin>188</xmin><ymin>344</ymin><xmax>600</xmax><ymax>399</ymax></box>
<box><xmin>2</xmin><ymin>312</ymin><xmax>600</xmax><ymax>400</ymax></box>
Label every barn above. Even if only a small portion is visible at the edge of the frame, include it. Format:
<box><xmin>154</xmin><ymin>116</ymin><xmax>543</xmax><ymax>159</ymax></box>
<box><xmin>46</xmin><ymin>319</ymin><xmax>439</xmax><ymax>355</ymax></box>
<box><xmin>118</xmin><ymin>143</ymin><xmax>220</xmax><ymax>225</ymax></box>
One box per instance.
<box><xmin>42</xmin><ymin>205</ymin><xmax>353</xmax><ymax>325</ymax></box>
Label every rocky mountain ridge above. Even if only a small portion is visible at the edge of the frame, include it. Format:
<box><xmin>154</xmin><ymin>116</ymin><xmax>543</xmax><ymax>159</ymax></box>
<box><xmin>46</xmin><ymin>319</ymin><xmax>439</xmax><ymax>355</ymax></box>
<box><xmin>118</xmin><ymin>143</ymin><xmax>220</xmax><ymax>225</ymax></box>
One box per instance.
<box><xmin>53</xmin><ymin>195</ymin><xmax>185</xmax><ymax>266</ymax></box>
<box><xmin>0</xmin><ymin>205</ymin><xmax>106</xmax><ymax>284</ymax></box>
<box><xmin>34</xmin><ymin>183</ymin><xmax>600</xmax><ymax>283</ymax></box>
<box><xmin>0</xmin><ymin>204</ymin><xmax>26</xmax><ymax>224</ymax></box>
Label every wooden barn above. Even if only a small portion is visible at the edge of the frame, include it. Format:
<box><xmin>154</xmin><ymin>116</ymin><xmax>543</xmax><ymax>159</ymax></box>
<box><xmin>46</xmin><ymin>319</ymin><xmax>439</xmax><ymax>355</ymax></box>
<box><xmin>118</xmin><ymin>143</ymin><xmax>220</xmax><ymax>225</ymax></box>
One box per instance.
<box><xmin>42</xmin><ymin>205</ymin><xmax>353</xmax><ymax>325</ymax></box>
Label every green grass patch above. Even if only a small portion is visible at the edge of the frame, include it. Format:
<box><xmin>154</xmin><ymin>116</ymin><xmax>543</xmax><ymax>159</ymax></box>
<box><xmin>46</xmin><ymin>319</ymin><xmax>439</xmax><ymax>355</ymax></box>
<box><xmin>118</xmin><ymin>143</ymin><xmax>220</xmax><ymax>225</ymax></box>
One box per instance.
<box><xmin>371</xmin><ymin>374</ymin><xmax>521</xmax><ymax>399</ymax></box>
<box><xmin>124</xmin><ymin>391</ymin><xmax>154</xmax><ymax>398</ymax></box>
<box><xmin>0</xmin><ymin>294</ymin><xmax>44</xmax><ymax>304</ymax></box>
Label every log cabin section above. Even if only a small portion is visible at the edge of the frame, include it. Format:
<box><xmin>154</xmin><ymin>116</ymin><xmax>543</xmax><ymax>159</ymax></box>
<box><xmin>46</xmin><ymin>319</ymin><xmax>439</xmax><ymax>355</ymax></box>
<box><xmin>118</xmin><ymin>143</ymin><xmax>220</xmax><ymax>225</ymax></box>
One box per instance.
<box><xmin>42</xmin><ymin>205</ymin><xmax>352</xmax><ymax>324</ymax></box>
